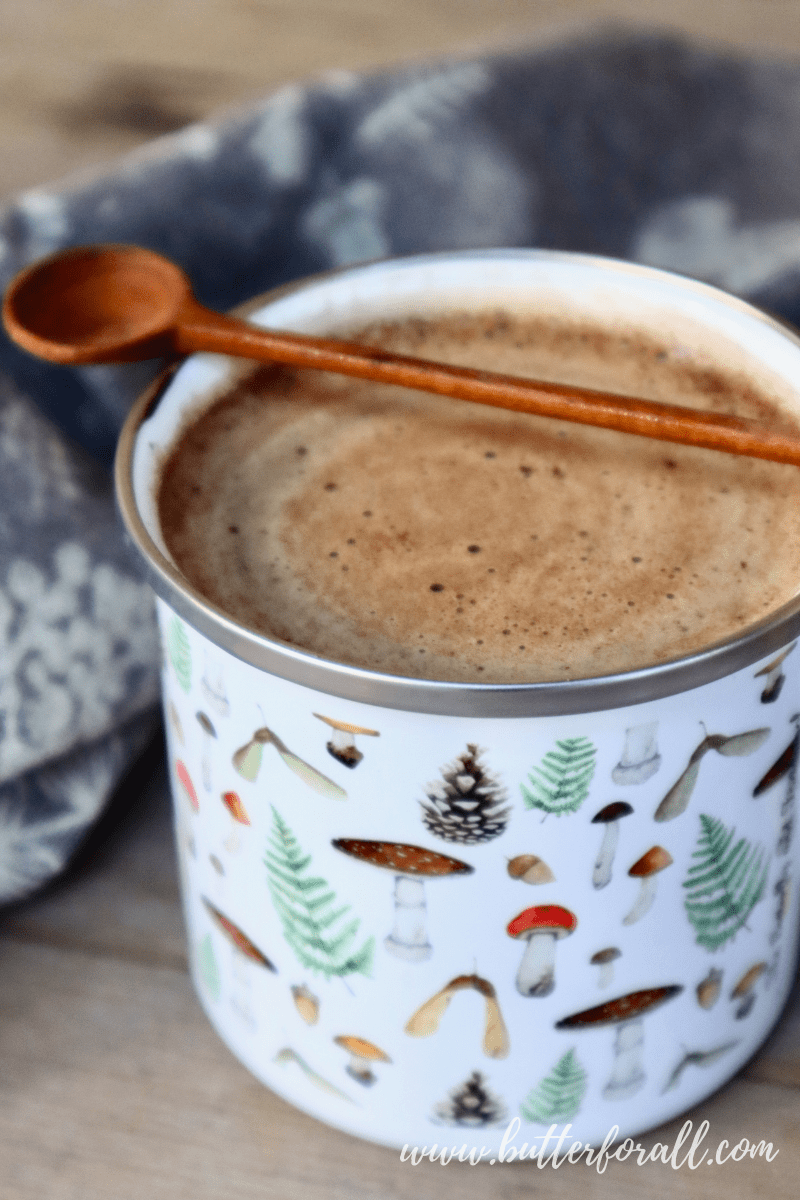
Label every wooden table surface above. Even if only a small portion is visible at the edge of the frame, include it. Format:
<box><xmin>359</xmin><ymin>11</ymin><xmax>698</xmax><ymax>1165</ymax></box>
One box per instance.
<box><xmin>2</xmin><ymin>2</ymin><xmax>800</xmax><ymax>1196</ymax></box>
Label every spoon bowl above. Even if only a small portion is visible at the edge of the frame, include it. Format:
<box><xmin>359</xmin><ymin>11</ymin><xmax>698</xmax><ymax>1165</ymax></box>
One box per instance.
<box><xmin>3</xmin><ymin>244</ymin><xmax>191</xmax><ymax>363</ymax></box>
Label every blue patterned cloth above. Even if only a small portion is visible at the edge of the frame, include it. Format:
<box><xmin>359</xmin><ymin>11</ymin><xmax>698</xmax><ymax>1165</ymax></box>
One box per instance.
<box><xmin>3</xmin><ymin>28</ymin><xmax>800</xmax><ymax>902</ymax></box>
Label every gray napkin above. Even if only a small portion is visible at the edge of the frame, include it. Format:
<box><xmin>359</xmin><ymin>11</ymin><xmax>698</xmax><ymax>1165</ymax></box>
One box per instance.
<box><xmin>3</xmin><ymin>28</ymin><xmax>800</xmax><ymax>904</ymax></box>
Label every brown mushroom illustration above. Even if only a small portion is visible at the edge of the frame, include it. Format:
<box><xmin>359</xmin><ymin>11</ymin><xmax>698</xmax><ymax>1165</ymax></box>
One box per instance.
<box><xmin>755</xmin><ymin>643</ymin><xmax>795</xmax><ymax>703</ymax></box>
<box><xmin>221</xmin><ymin>790</ymin><xmax>250</xmax><ymax>853</ymax></box>
<box><xmin>291</xmin><ymin>984</ymin><xmax>320</xmax><ymax>1025</ymax></box>
<box><xmin>623</xmin><ymin>846</ymin><xmax>673</xmax><ymax>925</ymax></box>
<box><xmin>696</xmin><ymin>967</ymin><xmax>723</xmax><ymax>1010</ymax></box>
<box><xmin>233</xmin><ymin>724</ymin><xmax>346</xmax><ymax>799</ymax></box>
<box><xmin>591</xmin><ymin>802</ymin><xmax>634</xmax><ymax>889</ymax></box>
<box><xmin>591</xmin><ymin>947</ymin><xmax>621</xmax><ymax>989</ymax></box>
<box><xmin>556</xmin><ymin>985</ymin><xmax>683</xmax><ymax>1100</ymax></box>
<box><xmin>507</xmin><ymin>854</ymin><xmax>555</xmax><ymax>885</ymax></box>
<box><xmin>196</xmin><ymin>711</ymin><xmax>218</xmax><ymax>792</ymax></box>
<box><xmin>404</xmin><ymin>973</ymin><xmax>510</xmax><ymax>1059</ymax></box>
<box><xmin>731</xmin><ymin>962</ymin><xmax>767</xmax><ymax>1019</ymax></box>
<box><xmin>201</xmin><ymin>897</ymin><xmax>277</xmax><ymax>972</ymax></box>
<box><xmin>506</xmin><ymin>904</ymin><xmax>577</xmax><ymax>997</ymax></box>
<box><xmin>334</xmin><ymin>1035</ymin><xmax>391</xmax><ymax>1086</ymax></box>
<box><xmin>332</xmin><ymin>839</ymin><xmax>473</xmax><ymax>961</ymax></box>
<box><xmin>313</xmin><ymin>713</ymin><xmax>380</xmax><ymax>768</ymax></box>
<box><xmin>612</xmin><ymin>722</ymin><xmax>661</xmax><ymax>785</ymax></box>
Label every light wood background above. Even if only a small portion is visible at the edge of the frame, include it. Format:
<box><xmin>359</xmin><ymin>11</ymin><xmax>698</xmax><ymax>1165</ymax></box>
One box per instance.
<box><xmin>2</xmin><ymin>2</ymin><xmax>800</xmax><ymax>1197</ymax></box>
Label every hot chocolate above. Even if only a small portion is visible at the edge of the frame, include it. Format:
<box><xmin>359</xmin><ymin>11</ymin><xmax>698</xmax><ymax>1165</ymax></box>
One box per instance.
<box><xmin>157</xmin><ymin>311</ymin><xmax>800</xmax><ymax>683</ymax></box>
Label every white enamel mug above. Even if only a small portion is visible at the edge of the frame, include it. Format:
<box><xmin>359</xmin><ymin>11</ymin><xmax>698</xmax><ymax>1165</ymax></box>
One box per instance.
<box><xmin>116</xmin><ymin>250</ymin><xmax>800</xmax><ymax>1152</ymax></box>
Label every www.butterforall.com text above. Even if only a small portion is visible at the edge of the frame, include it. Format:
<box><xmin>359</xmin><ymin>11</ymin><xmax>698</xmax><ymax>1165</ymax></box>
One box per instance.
<box><xmin>400</xmin><ymin>1118</ymin><xmax>779</xmax><ymax>1170</ymax></box>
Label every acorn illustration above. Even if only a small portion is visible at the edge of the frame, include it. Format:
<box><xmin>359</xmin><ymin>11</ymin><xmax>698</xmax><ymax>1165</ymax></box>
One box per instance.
<box><xmin>291</xmin><ymin>984</ymin><xmax>320</xmax><ymax>1025</ymax></box>
<box><xmin>507</xmin><ymin>854</ymin><xmax>555</xmax><ymax>885</ymax></box>
<box><xmin>332</xmin><ymin>839</ymin><xmax>473</xmax><ymax>962</ymax></box>
<box><xmin>556</xmin><ymin>985</ymin><xmax>683</xmax><ymax>1100</ymax></box>
<box><xmin>696</xmin><ymin>967</ymin><xmax>723</xmax><ymax>1010</ymax></box>
<box><xmin>313</xmin><ymin>713</ymin><xmax>379</xmax><ymax>768</ymax></box>
<box><xmin>506</xmin><ymin>905</ymin><xmax>577</xmax><ymax>997</ymax></box>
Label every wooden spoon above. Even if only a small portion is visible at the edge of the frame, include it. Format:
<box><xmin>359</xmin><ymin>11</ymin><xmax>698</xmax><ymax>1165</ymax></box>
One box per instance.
<box><xmin>5</xmin><ymin>243</ymin><xmax>800</xmax><ymax>466</ymax></box>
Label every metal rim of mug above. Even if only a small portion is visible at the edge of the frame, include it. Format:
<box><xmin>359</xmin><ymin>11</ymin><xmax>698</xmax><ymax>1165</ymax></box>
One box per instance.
<box><xmin>115</xmin><ymin>247</ymin><xmax>800</xmax><ymax>718</ymax></box>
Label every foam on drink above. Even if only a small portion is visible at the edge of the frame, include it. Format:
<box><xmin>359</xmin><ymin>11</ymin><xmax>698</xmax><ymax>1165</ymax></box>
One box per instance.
<box><xmin>157</xmin><ymin>311</ymin><xmax>800</xmax><ymax>683</ymax></box>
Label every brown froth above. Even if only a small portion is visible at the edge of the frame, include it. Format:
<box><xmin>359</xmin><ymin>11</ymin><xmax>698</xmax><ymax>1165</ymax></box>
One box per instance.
<box><xmin>157</xmin><ymin>313</ymin><xmax>800</xmax><ymax>682</ymax></box>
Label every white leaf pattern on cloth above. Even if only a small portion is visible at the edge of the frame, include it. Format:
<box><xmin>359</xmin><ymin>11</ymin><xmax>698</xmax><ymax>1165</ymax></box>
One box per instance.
<box><xmin>0</xmin><ymin>543</ymin><xmax>159</xmax><ymax>783</ymax></box>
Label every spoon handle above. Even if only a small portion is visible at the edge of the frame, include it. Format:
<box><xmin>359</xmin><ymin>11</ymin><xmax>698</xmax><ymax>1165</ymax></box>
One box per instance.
<box><xmin>176</xmin><ymin>299</ymin><xmax>800</xmax><ymax>467</ymax></box>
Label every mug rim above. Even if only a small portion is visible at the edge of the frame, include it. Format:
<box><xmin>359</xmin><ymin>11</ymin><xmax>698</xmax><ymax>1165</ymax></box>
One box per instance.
<box><xmin>115</xmin><ymin>246</ymin><xmax>800</xmax><ymax>717</ymax></box>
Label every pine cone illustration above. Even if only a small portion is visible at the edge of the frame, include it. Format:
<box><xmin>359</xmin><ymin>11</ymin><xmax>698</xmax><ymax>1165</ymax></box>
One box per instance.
<box><xmin>420</xmin><ymin>745</ymin><xmax>510</xmax><ymax>845</ymax></box>
<box><xmin>432</xmin><ymin>1071</ymin><xmax>508</xmax><ymax>1127</ymax></box>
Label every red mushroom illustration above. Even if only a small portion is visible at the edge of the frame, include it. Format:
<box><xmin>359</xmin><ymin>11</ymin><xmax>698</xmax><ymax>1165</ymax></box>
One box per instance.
<box><xmin>623</xmin><ymin>846</ymin><xmax>673</xmax><ymax>925</ymax></box>
<box><xmin>591</xmin><ymin>802</ymin><xmax>633</xmax><ymax>889</ymax></box>
<box><xmin>221</xmin><ymin>790</ymin><xmax>250</xmax><ymax>853</ymax></box>
<box><xmin>175</xmin><ymin>759</ymin><xmax>199</xmax><ymax>812</ymax></box>
<box><xmin>331</xmin><ymin>839</ymin><xmax>473</xmax><ymax>962</ymax></box>
<box><xmin>506</xmin><ymin>904</ymin><xmax>577</xmax><ymax>997</ymax></box>
<box><xmin>313</xmin><ymin>713</ymin><xmax>380</xmax><ymax>768</ymax></box>
<box><xmin>404</xmin><ymin>973</ymin><xmax>510</xmax><ymax>1059</ymax></box>
<box><xmin>556</xmin><ymin>985</ymin><xmax>683</xmax><ymax>1100</ymax></box>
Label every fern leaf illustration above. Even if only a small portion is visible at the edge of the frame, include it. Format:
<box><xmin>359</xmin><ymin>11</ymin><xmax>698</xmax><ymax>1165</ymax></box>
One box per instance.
<box><xmin>265</xmin><ymin>806</ymin><xmax>374</xmax><ymax>979</ymax></box>
<box><xmin>167</xmin><ymin>615</ymin><xmax>192</xmax><ymax>693</ymax></box>
<box><xmin>520</xmin><ymin>1048</ymin><xmax>587</xmax><ymax>1124</ymax></box>
<box><xmin>521</xmin><ymin>737</ymin><xmax>596</xmax><ymax>818</ymax></box>
<box><xmin>683</xmin><ymin>814</ymin><xmax>769</xmax><ymax>951</ymax></box>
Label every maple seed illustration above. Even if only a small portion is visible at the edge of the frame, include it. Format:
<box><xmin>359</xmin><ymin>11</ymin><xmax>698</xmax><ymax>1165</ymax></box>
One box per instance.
<box><xmin>404</xmin><ymin>973</ymin><xmax>510</xmax><ymax>1059</ymax></box>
